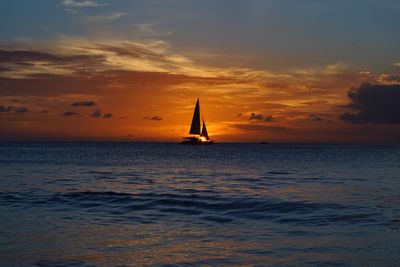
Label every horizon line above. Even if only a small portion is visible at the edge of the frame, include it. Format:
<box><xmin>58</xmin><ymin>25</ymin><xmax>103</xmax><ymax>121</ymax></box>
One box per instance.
<box><xmin>1</xmin><ymin>140</ymin><xmax>399</xmax><ymax>145</ymax></box>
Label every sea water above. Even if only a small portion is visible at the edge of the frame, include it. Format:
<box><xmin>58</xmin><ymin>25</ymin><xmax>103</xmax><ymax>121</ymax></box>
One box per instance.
<box><xmin>0</xmin><ymin>143</ymin><xmax>399</xmax><ymax>266</ymax></box>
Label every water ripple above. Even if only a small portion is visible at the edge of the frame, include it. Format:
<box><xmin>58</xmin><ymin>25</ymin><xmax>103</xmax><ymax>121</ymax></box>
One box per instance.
<box><xmin>0</xmin><ymin>190</ymin><xmax>381</xmax><ymax>227</ymax></box>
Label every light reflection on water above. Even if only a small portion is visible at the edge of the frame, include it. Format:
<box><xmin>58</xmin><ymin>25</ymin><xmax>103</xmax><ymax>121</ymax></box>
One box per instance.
<box><xmin>0</xmin><ymin>143</ymin><xmax>400</xmax><ymax>266</ymax></box>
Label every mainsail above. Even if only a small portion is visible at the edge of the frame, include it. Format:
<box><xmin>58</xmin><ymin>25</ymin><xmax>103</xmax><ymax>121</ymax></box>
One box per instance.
<box><xmin>189</xmin><ymin>98</ymin><xmax>201</xmax><ymax>135</ymax></box>
<box><xmin>201</xmin><ymin>117</ymin><xmax>210</xmax><ymax>140</ymax></box>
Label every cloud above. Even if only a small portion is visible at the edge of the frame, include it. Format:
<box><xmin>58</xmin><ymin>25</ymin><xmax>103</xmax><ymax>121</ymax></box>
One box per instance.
<box><xmin>321</xmin><ymin>62</ymin><xmax>350</xmax><ymax>75</ymax></box>
<box><xmin>394</xmin><ymin>63</ymin><xmax>400</xmax><ymax>68</ymax></box>
<box><xmin>144</xmin><ymin>115</ymin><xmax>162</xmax><ymax>121</ymax></box>
<box><xmin>62</xmin><ymin>111</ymin><xmax>80</xmax><ymax>117</ymax></box>
<box><xmin>88</xmin><ymin>12</ymin><xmax>126</xmax><ymax>22</ymax></box>
<box><xmin>0</xmin><ymin>38</ymin><xmax>292</xmax><ymax>81</ymax></box>
<box><xmin>0</xmin><ymin>40</ymin><xmax>191</xmax><ymax>79</ymax></box>
<box><xmin>91</xmin><ymin>109</ymin><xmax>112</xmax><ymax>118</ymax></box>
<box><xmin>91</xmin><ymin>109</ymin><xmax>102</xmax><ymax>117</ymax></box>
<box><xmin>61</xmin><ymin>0</ymin><xmax>99</xmax><ymax>7</ymax></box>
<box><xmin>0</xmin><ymin>105</ymin><xmax>13</xmax><ymax>113</ymax></box>
<box><xmin>72</xmin><ymin>100</ymin><xmax>96</xmax><ymax>107</ymax></box>
<box><xmin>378</xmin><ymin>74</ymin><xmax>400</xmax><ymax>84</ymax></box>
<box><xmin>309</xmin><ymin>114</ymin><xmax>323</xmax><ymax>121</ymax></box>
<box><xmin>249</xmin><ymin>112</ymin><xmax>263</xmax><ymax>120</ymax></box>
<box><xmin>0</xmin><ymin>48</ymin><xmax>104</xmax><ymax>79</ymax></box>
<box><xmin>0</xmin><ymin>49</ymin><xmax>85</xmax><ymax>63</ymax></box>
<box><xmin>128</xmin><ymin>23</ymin><xmax>172</xmax><ymax>38</ymax></box>
<box><xmin>249</xmin><ymin>113</ymin><xmax>274</xmax><ymax>122</ymax></box>
<box><xmin>0</xmin><ymin>105</ymin><xmax>29</xmax><ymax>113</ymax></box>
<box><xmin>340</xmin><ymin>83</ymin><xmax>400</xmax><ymax>124</ymax></box>
<box><xmin>14</xmin><ymin>107</ymin><xmax>29</xmax><ymax>113</ymax></box>
<box><xmin>264</xmin><ymin>115</ymin><xmax>274</xmax><ymax>122</ymax></box>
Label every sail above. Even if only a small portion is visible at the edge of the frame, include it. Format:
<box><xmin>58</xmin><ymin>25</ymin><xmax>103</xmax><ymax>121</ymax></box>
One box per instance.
<box><xmin>189</xmin><ymin>98</ymin><xmax>201</xmax><ymax>135</ymax></box>
<box><xmin>201</xmin><ymin>117</ymin><xmax>210</xmax><ymax>140</ymax></box>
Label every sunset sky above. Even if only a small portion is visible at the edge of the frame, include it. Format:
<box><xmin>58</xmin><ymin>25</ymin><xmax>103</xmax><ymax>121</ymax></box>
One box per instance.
<box><xmin>1</xmin><ymin>0</ymin><xmax>400</xmax><ymax>142</ymax></box>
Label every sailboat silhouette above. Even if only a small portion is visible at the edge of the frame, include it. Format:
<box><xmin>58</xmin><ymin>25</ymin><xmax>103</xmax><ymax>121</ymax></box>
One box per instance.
<box><xmin>181</xmin><ymin>98</ymin><xmax>214</xmax><ymax>144</ymax></box>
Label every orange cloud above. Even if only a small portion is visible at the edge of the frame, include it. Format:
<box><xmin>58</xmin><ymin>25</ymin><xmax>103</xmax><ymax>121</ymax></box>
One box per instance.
<box><xmin>1</xmin><ymin>38</ymin><xmax>400</xmax><ymax>142</ymax></box>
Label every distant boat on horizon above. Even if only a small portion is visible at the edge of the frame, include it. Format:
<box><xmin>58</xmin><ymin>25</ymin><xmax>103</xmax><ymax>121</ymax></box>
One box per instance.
<box><xmin>181</xmin><ymin>98</ymin><xmax>214</xmax><ymax>145</ymax></box>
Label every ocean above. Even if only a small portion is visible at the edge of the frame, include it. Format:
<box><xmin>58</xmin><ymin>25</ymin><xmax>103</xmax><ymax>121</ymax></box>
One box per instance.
<box><xmin>0</xmin><ymin>143</ymin><xmax>399</xmax><ymax>266</ymax></box>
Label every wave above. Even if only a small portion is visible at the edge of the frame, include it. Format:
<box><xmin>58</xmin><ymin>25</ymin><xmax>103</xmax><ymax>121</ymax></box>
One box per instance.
<box><xmin>0</xmin><ymin>190</ymin><xmax>382</xmax><ymax>226</ymax></box>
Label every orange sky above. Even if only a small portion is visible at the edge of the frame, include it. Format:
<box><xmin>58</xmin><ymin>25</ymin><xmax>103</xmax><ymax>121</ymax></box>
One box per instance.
<box><xmin>1</xmin><ymin>2</ymin><xmax>400</xmax><ymax>142</ymax></box>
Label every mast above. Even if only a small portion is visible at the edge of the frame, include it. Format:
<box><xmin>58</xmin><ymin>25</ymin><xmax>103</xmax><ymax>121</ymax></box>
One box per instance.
<box><xmin>189</xmin><ymin>98</ymin><xmax>201</xmax><ymax>135</ymax></box>
<box><xmin>201</xmin><ymin>116</ymin><xmax>210</xmax><ymax>140</ymax></box>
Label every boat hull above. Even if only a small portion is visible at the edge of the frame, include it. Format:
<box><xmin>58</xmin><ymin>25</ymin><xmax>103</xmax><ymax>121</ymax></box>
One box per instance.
<box><xmin>181</xmin><ymin>140</ymin><xmax>214</xmax><ymax>145</ymax></box>
<box><xmin>181</xmin><ymin>137</ymin><xmax>214</xmax><ymax>145</ymax></box>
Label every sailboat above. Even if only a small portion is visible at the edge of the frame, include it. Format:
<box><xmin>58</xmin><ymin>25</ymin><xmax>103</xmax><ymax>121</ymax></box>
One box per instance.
<box><xmin>181</xmin><ymin>98</ymin><xmax>214</xmax><ymax>145</ymax></box>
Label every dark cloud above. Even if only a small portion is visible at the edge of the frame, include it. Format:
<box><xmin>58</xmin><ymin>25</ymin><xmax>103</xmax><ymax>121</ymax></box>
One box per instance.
<box><xmin>72</xmin><ymin>100</ymin><xmax>96</xmax><ymax>107</ymax></box>
<box><xmin>91</xmin><ymin>109</ymin><xmax>102</xmax><ymax>118</ymax></box>
<box><xmin>340</xmin><ymin>83</ymin><xmax>400</xmax><ymax>124</ymax></box>
<box><xmin>0</xmin><ymin>49</ymin><xmax>103</xmax><ymax>66</ymax></box>
<box><xmin>62</xmin><ymin>111</ymin><xmax>80</xmax><ymax>117</ymax></box>
<box><xmin>309</xmin><ymin>114</ymin><xmax>323</xmax><ymax>121</ymax></box>
<box><xmin>91</xmin><ymin>109</ymin><xmax>113</xmax><ymax>118</ymax></box>
<box><xmin>264</xmin><ymin>115</ymin><xmax>274</xmax><ymax>122</ymax></box>
<box><xmin>14</xmin><ymin>107</ymin><xmax>29</xmax><ymax>113</ymax></box>
<box><xmin>0</xmin><ymin>105</ymin><xmax>13</xmax><ymax>113</ymax></box>
<box><xmin>0</xmin><ymin>49</ymin><xmax>60</xmax><ymax>63</ymax></box>
<box><xmin>249</xmin><ymin>113</ymin><xmax>274</xmax><ymax>122</ymax></box>
<box><xmin>249</xmin><ymin>113</ymin><xmax>263</xmax><ymax>120</ymax></box>
<box><xmin>144</xmin><ymin>115</ymin><xmax>162</xmax><ymax>121</ymax></box>
<box><xmin>0</xmin><ymin>105</ymin><xmax>29</xmax><ymax>113</ymax></box>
